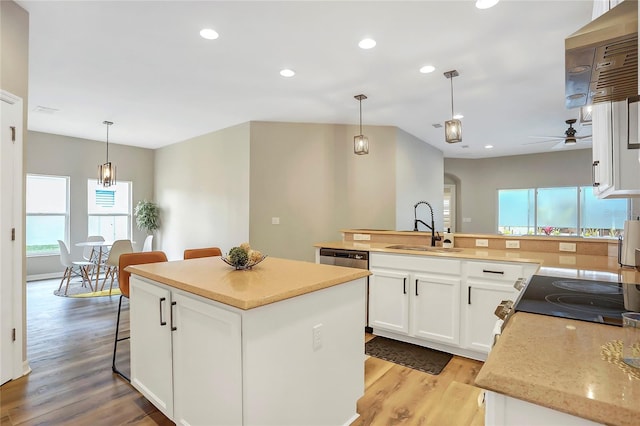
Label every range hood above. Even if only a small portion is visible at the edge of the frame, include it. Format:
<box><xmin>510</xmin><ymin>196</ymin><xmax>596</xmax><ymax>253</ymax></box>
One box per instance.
<box><xmin>565</xmin><ymin>0</ymin><xmax>638</xmax><ymax>109</ymax></box>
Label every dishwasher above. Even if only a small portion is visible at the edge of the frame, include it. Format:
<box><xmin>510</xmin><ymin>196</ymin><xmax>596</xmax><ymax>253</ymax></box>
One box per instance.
<box><xmin>318</xmin><ymin>248</ymin><xmax>371</xmax><ymax>332</ymax></box>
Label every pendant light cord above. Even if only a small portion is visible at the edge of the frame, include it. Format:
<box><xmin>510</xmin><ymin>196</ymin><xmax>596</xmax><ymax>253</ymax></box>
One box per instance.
<box><xmin>359</xmin><ymin>99</ymin><xmax>363</xmax><ymax>135</ymax></box>
<box><xmin>450</xmin><ymin>77</ymin><xmax>455</xmax><ymax>118</ymax></box>
<box><xmin>106</xmin><ymin>123</ymin><xmax>109</xmax><ymax>162</ymax></box>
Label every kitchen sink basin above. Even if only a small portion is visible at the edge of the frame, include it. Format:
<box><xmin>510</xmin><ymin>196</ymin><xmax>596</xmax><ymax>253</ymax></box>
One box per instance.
<box><xmin>386</xmin><ymin>244</ymin><xmax>463</xmax><ymax>253</ymax></box>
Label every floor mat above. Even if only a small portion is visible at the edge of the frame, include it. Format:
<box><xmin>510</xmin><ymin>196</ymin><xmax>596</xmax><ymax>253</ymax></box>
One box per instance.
<box><xmin>365</xmin><ymin>336</ymin><xmax>453</xmax><ymax>375</ymax></box>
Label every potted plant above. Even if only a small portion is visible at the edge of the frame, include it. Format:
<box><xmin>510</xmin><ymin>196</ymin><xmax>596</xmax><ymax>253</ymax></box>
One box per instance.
<box><xmin>134</xmin><ymin>200</ymin><xmax>160</xmax><ymax>234</ymax></box>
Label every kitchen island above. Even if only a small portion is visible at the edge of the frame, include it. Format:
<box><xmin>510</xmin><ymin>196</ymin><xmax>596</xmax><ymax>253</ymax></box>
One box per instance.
<box><xmin>125</xmin><ymin>256</ymin><xmax>370</xmax><ymax>426</ymax></box>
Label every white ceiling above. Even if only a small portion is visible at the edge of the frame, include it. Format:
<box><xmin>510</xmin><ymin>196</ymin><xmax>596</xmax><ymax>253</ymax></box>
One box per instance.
<box><xmin>17</xmin><ymin>0</ymin><xmax>594</xmax><ymax>158</ymax></box>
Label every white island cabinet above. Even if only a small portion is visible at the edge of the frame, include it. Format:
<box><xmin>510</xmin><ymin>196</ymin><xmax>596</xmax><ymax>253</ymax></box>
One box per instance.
<box><xmin>127</xmin><ymin>256</ymin><xmax>369</xmax><ymax>426</ymax></box>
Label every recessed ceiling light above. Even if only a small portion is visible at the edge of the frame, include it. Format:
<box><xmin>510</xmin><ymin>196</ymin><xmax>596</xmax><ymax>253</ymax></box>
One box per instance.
<box><xmin>200</xmin><ymin>28</ymin><xmax>219</xmax><ymax>40</ymax></box>
<box><xmin>419</xmin><ymin>65</ymin><xmax>435</xmax><ymax>74</ymax></box>
<box><xmin>475</xmin><ymin>0</ymin><xmax>500</xmax><ymax>9</ymax></box>
<box><xmin>484</xmin><ymin>144</ymin><xmax>494</xmax><ymax>149</ymax></box>
<box><xmin>280</xmin><ymin>69</ymin><xmax>295</xmax><ymax>78</ymax></box>
<box><xmin>453</xmin><ymin>114</ymin><xmax>464</xmax><ymax>119</ymax></box>
<box><xmin>358</xmin><ymin>38</ymin><xmax>376</xmax><ymax>49</ymax></box>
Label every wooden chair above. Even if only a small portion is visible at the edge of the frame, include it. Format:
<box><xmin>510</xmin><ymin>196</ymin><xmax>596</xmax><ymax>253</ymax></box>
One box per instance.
<box><xmin>183</xmin><ymin>247</ymin><xmax>222</xmax><ymax>259</ymax></box>
<box><xmin>101</xmin><ymin>239</ymin><xmax>133</xmax><ymax>294</ymax></box>
<box><xmin>113</xmin><ymin>250</ymin><xmax>168</xmax><ymax>382</ymax></box>
<box><xmin>57</xmin><ymin>240</ymin><xmax>94</xmax><ymax>295</ymax></box>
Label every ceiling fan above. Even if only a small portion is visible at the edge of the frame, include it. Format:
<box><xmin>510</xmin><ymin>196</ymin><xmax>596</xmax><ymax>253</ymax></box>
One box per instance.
<box><xmin>525</xmin><ymin>119</ymin><xmax>592</xmax><ymax>150</ymax></box>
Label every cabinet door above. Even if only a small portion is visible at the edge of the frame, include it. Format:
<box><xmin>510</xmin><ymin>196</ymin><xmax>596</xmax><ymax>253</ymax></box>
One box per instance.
<box><xmin>172</xmin><ymin>292</ymin><xmax>242</xmax><ymax>426</ymax></box>
<box><xmin>592</xmin><ymin>102</ymin><xmax>613</xmax><ymax>195</ymax></box>
<box><xmin>412</xmin><ymin>273</ymin><xmax>461</xmax><ymax>345</ymax></box>
<box><xmin>369</xmin><ymin>268</ymin><xmax>410</xmax><ymax>334</ymax></box>
<box><xmin>130</xmin><ymin>277</ymin><xmax>174</xmax><ymax>419</ymax></box>
<box><xmin>464</xmin><ymin>280</ymin><xmax>517</xmax><ymax>354</ymax></box>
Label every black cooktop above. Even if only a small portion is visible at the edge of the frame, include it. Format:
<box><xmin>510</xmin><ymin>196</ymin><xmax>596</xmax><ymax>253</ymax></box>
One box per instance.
<box><xmin>515</xmin><ymin>275</ymin><xmax>627</xmax><ymax>326</ymax></box>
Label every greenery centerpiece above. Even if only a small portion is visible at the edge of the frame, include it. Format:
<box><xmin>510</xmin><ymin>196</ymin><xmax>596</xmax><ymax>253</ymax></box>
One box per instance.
<box><xmin>134</xmin><ymin>200</ymin><xmax>160</xmax><ymax>234</ymax></box>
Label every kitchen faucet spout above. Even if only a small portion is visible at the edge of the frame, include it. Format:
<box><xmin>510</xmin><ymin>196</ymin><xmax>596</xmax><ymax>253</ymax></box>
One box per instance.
<box><xmin>413</xmin><ymin>201</ymin><xmax>438</xmax><ymax>246</ymax></box>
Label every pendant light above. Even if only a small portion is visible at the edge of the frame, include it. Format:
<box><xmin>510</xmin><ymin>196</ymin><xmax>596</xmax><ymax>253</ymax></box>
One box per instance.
<box><xmin>444</xmin><ymin>70</ymin><xmax>462</xmax><ymax>143</ymax></box>
<box><xmin>98</xmin><ymin>120</ymin><xmax>116</xmax><ymax>187</ymax></box>
<box><xmin>354</xmin><ymin>94</ymin><xmax>369</xmax><ymax>155</ymax></box>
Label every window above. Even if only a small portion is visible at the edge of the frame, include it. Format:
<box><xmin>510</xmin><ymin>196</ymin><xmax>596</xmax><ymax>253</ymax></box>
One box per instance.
<box><xmin>26</xmin><ymin>174</ymin><xmax>69</xmax><ymax>256</ymax></box>
<box><xmin>88</xmin><ymin>179</ymin><xmax>132</xmax><ymax>241</ymax></box>
<box><xmin>498</xmin><ymin>186</ymin><xmax>629</xmax><ymax>237</ymax></box>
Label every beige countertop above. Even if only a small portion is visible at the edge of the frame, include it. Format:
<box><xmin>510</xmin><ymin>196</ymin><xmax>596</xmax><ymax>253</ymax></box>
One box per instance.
<box><xmin>315</xmin><ymin>240</ymin><xmax>640</xmax><ymax>283</ymax></box>
<box><xmin>126</xmin><ymin>256</ymin><xmax>370</xmax><ymax>310</ymax></box>
<box><xmin>475</xmin><ymin>312</ymin><xmax>640</xmax><ymax>426</ymax></box>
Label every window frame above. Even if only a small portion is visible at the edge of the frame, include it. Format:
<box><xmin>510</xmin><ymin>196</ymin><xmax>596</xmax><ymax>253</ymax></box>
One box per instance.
<box><xmin>26</xmin><ymin>174</ymin><xmax>70</xmax><ymax>257</ymax></box>
<box><xmin>87</xmin><ymin>179</ymin><xmax>133</xmax><ymax>241</ymax></box>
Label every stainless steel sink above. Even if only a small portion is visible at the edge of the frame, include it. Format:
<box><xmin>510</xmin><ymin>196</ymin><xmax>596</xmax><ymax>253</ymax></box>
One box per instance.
<box><xmin>386</xmin><ymin>244</ymin><xmax>462</xmax><ymax>252</ymax></box>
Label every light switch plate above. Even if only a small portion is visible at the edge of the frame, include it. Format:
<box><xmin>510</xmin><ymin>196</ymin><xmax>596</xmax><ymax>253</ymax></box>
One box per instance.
<box><xmin>559</xmin><ymin>242</ymin><xmax>576</xmax><ymax>252</ymax></box>
<box><xmin>475</xmin><ymin>239</ymin><xmax>489</xmax><ymax>247</ymax></box>
<box><xmin>353</xmin><ymin>233</ymin><xmax>371</xmax><ymax>241</ymax></box>
<box><xmin>271</xmin><ymin>217</ymin><xmax>280</xmax><ymax>225</ymax></box>
<box><xmin>505</xmin><ymin>240</ymin><xmax>520</xmax><ymax>249</ymax></box>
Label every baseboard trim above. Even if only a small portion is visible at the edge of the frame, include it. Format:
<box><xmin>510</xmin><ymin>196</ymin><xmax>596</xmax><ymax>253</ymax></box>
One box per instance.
<box><xmin>27</xmin><ymin>273</ymin><xmax>63</xmax><ymax>282</ymax></box>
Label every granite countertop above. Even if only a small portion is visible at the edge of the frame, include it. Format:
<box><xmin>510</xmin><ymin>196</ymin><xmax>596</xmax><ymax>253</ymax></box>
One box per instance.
<box><xmin>475</xmin><ymin>312</ymin><xmax>640</xmax><ymax>426</ymax></box>
<box><xmin>315</xmin><ymin>240</ymin><xmax>640</xmax><ymax>283</ymax></box>
<box><xmin>126</xmin><ymin>256</ymin><xmax>370</xmax><ymax>310</ymax></box>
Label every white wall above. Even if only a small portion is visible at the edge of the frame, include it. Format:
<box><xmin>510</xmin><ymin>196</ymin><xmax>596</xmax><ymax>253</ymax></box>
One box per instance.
<box><xmin>25</xmin><ymin>131</ymin><xmax>155</xmax><ymax>277</ymax></box>
<box><xmin>395</xmin><ymin>128</ymin><xmax>444</xmax><ymax>234</ymax></box>
<box><xmin>444</xmin><ymin>149</ymin><xmax>594</xmax><ymax>233</ymax></box>
<box><xmin>154</xmin><ymin>123</ymin><xmax>250</xmax><ymax>260</ymax></box>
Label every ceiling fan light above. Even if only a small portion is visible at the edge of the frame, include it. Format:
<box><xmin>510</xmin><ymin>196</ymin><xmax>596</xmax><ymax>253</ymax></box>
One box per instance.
<box><xmin>565</xmin><ymin>137</ymin><xmax>577</xmax><ymax>145</ymax></box>
<box><xmin>445</xmin><ymin>119</ymin><xmax>462</xmax><ymax>143</ymax></box>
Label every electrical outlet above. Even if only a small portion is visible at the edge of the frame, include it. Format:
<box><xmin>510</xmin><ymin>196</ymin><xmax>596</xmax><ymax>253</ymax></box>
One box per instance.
<box><xmin>559</xmin><ymin>242</ymin><xmax>576</xmax><ymax>252</ymax></box>
<box><xmin>353</xmin><ymin>233</ymin><xmax>371</xmax><ymax>241</ymax></box>
<box><xmin>475</xmin><ymin>239</ymin><xmax>489</xmax><ymax>247</ymax></box>
<box><xmin>505</xmin><ymin>240</ymin><xmax>520</xmax><ymax>249</ymax></box>
<box><xmin>312</xmin><ymin>324</ymin><xmax>323</xmax><ymax>351</ymax></box>
<box><xmin>271</xmin><ymin>217</ymin><xmax>280</xmax><ymax>225</ymax></box>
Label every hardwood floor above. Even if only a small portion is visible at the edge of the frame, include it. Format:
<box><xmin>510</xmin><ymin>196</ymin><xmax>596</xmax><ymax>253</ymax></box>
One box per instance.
<box><xmin>1</xmin><ymin>279</ymin><xmax>484</xmax><ymax>425</ymax></box>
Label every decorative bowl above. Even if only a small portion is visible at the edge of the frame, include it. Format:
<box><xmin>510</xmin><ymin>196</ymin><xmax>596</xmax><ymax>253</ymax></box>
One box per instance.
<box><xmin>221</xmin><ymin>255</ymin><xmax>267</xmax><ymax>270</ymax></box>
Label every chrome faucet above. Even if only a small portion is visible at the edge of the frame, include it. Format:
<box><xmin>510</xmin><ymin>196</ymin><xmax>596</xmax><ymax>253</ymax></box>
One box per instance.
<box><xmin>413</xmin><ymin>201</ymin><xmax>438</xmax><ymax>246</ymax></box>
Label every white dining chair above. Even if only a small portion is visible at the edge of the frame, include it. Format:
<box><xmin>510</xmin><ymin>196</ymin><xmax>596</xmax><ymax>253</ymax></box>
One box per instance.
<box><xmin>57</xmin><ymin>240</ymin><xmax>94</xmax><ymax>295</ymax></box>
<box><xmin>141</xmin><ymin>235</ymin><xmax>153</xmax><ymax>252</ymax></box>
<box><xmin>101</xmin><ymin>240</ymin><xmax>134</xmax><ymax>294</ymax></box>
<box><xmin>82</xmin><ymin>235</ymin><xmax>105</xmax><ymax>279</ymax></box>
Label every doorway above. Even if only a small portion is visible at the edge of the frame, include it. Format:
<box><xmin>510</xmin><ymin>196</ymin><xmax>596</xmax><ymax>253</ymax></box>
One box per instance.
<box><xmin>444</xmin><ymin>184</ymin><xmax>456</xmax><ymax>233</ymax></box>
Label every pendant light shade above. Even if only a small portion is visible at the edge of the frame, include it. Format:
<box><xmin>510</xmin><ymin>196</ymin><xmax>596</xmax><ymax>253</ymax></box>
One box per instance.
<box><xmin>98</xmin><ymin>120</ymin><xmax>116</xmax><ymax>187</ymax></box>
<box><xmin>444</xmin><ymin>70</ymin><xmax>462</xmax><ymax>143</ymax></box>
<box><xmin>354</xmin><ymin>94</ymin><xmax>369</xmax><ymax>155</ymax></box>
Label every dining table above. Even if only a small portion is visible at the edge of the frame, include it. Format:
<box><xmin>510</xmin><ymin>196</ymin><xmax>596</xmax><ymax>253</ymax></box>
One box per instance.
<box><xmin>75</xmin><ymin>240</ymin><xmax>114</xmax><ymax>291</ymax></box>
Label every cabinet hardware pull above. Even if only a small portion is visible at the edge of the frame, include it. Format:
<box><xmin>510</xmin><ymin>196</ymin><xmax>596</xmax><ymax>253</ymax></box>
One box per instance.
<box><xmin>592</xmin><ymin>160</ymin><xmax>600</xmax><ymax>187</ymax></box>
<box><xmin>403</xmin><ymin>277</ymin><xmax>407</xmax><ymax>294</ymax></box>
<box><xmin>482</xmin><ymin>269</ymin><xmax>504</xmax><ymax>275</ymax></box>
<box><xmin>468</xmin><ymin>286</ymin><xmax>472</xmax><ymax>304</ymax></box>
<box><xmin>170</xmin><ymin>301</ymin><xmax>177</xmax><ymax>331</ymax></box>
<box><xmin>415</xmin><ymin>279</ymin><xmax>419</xmax><ymax>296</ymax></box>
<box><xmin>159</xmin><ymin>297</ymin><xmax>167</xmax><ymax>326</ymax></box>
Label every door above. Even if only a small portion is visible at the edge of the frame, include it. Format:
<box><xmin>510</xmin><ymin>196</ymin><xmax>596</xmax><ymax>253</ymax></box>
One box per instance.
<box><xmin>172</xmin><ymin>292</ymin><xmax>242</xmax><ymax>426</ymax></box>
<box><xmin>0</xmin><ymin>91</ymin><xmax>23</xmax><ymax>385</ymax></box>
<box><xmin>129</xmin><ymin>277</ymin><xmax>174</xmax><ymax>419</ymax></box>
<box><xmin>412</xmin><ymin>273</ymin><xmax>461</xmax><ymax>344</ymax></box>
<box><xmin>464</xmin><ymin>280</ymin><xmax>517</xmax><ymax>353</ymax></box>
<box><xmin>369</xmin><ymin>268</ymin><xmax>410</xmax><ymax>334</ymax></box>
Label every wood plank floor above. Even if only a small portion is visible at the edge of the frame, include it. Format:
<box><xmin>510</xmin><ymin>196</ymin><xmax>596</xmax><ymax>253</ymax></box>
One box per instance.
<box><xmin>1</xmin><ymin>279</ymin><xmax>484</xmax><ymax>425</ymax></box>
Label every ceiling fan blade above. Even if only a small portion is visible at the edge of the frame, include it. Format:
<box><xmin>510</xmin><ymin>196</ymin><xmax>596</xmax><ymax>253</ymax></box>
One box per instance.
<box><xmin>551</xmin><ymin>141</ymin><xmax>567</xmax><ymax>150</ymax></box>
<box><xmin>575</xmin><ymin>135</ymin><xmax>592</xmax><ymax>140</ymax></box>
<box><xmin>528</xmin><ymin>135</ymin><xmax>564</xmax><ymax>140</ymax></box>
<box><xmin>522</xmin><ymin>139</ymin><xmax>561</xmax><ymax>145</ymax></box>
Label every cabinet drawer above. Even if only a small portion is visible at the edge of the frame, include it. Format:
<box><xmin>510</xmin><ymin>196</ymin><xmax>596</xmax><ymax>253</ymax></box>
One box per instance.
<box><xmin>466</xmin><ymin>261</ymin><xmax>523</xmax><ymax>282</ymax></box>
<box><xmin>370</xmin><ymin>253</ymin><xmax>461</xmax><ymax>275</ymax></box>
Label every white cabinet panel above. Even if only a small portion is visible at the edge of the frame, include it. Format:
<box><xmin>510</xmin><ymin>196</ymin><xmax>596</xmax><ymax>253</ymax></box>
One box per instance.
<box><xmin>412</xmin><ymin>273</ymin><xmax>461</xmax><ymax>344</ymax></box>
<box><xmin>369</xmin><ymin>268</ymin><xmax>410</xmax><ymax>334</ymax></box>
<box><xmin>130</xmin><ymin>277</ymin><xmax>174</xmax><ymax>419</ymax></box>
<box><xmin>172</xmin><ymin>291</ymin><xmax>242</xmax><ymax>426</ymax></box>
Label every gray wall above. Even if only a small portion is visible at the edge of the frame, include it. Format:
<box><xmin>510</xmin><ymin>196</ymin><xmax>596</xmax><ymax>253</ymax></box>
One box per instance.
<box><xmin>26</xmin><ymin>131</ymin><xmax>155</xmax><ymax>277</ymax></box>
<box><xmin>156</xmin><ymin>121</ymin><xmax>440</xmax><ymax>263</ymax></box>
<box><xmin>444</xmin><ymin>149</ymin><xmax>593</xmax><ymax>233</ymax></box>
<box><xmin>155</xmin><ymin>123</ymin><xmax>250</xmax><ymax>261</ymax></box>
<box><xmin>396</xmin><ymin>128</ymin><xmax>444</xmax><ymax>233</ymax></box>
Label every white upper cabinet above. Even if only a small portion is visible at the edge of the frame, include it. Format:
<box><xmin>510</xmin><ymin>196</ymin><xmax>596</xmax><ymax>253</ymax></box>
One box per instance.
<box><xmin>591</xmin><ymin>100</ymin><xmax>640</xmax><ymax>198</ymax></box>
